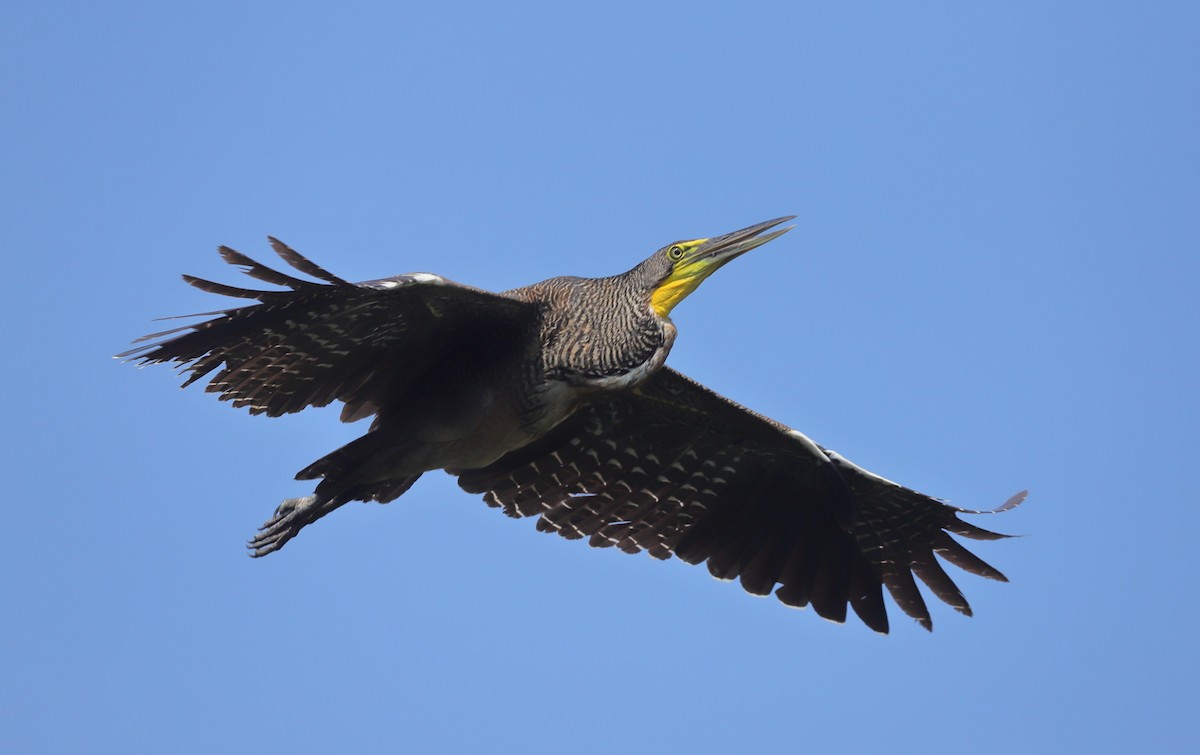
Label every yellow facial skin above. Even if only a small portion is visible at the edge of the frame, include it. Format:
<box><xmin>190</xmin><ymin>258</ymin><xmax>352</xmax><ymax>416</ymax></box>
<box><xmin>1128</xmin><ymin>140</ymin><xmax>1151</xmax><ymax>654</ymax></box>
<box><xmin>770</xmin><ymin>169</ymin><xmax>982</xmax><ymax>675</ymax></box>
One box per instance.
<box><xmin>648</xmin><ymin>218</ymin><xmax>794</xmax><ymax>319</ymax></box>
<box><xmin>650</xmin><ymin>238</ymin><xmax>721</xmax><ymax>318</ymax></box>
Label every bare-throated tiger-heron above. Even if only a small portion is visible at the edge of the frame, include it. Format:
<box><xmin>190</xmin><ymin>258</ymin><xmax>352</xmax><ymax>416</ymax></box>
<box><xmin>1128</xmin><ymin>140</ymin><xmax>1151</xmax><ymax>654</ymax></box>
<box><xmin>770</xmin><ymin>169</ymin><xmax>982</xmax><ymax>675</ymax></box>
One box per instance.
<box><xmin>122</xmin><ymin>216</ymin><xmax>1025</xmax><ymax>632</ymax></box>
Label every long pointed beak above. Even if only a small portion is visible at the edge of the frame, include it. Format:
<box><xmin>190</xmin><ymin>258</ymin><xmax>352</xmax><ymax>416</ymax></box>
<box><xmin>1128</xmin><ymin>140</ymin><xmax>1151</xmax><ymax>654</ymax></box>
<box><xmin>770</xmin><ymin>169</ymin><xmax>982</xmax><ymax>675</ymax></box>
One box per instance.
<box><xmin>695</xmin><ymin>215</ymin><xmax>796</xmax><ymax>263</ymax></box>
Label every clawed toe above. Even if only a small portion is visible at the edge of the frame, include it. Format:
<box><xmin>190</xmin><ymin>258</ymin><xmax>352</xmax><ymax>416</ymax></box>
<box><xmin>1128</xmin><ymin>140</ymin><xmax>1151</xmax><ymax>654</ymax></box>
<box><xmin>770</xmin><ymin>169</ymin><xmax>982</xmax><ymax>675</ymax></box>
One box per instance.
<box><xmin>246</xmin><ymin>496</ymin><xmax>316</xmax><ymax>557</ymax></box>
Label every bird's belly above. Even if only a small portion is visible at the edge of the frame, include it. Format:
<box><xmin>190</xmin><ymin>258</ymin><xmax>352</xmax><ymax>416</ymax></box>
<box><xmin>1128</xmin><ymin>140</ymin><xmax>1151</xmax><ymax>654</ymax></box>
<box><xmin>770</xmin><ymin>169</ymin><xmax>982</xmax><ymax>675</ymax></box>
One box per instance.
<box><xmin>401</xmin><ymin>378</ymin><xmax>567</xmax><ymax>472</ymax></box>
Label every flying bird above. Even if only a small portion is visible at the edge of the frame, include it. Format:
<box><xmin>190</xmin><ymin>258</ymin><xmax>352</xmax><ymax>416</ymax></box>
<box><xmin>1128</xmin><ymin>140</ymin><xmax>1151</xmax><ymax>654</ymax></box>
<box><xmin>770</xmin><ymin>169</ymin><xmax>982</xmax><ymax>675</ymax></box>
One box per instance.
<box><xmin>122</xmin><ymin>217</ymin><xmax>1024</xmax><ymax>632</ymax></box>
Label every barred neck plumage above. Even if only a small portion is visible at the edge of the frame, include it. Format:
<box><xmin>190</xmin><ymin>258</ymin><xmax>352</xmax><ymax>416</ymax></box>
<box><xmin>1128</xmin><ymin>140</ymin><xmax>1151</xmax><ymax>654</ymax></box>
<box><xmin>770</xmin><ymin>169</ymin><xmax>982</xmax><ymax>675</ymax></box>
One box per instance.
<box><xmin>507</xmin><ymin>262</ymin><xmax>675</xmax><ymax>388</ymax></box>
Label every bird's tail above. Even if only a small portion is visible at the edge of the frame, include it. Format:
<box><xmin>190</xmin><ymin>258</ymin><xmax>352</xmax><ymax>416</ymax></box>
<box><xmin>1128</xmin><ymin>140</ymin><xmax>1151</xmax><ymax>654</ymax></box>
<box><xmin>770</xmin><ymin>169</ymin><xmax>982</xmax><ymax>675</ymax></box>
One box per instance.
<box><xmin>297</xmin><ymin>433</ymin><xmax>424</xmax><ymax>504</ymax></box>
<box><xmin>321</xmin><ymin>474</ymin><xmax>423</xmax><ymax>504</ymax></box>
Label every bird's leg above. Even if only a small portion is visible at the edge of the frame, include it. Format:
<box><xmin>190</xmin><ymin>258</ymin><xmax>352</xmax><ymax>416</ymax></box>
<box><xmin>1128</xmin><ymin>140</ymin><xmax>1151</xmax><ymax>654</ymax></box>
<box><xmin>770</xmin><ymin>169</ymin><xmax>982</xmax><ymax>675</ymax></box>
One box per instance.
<box><xmin>247</xmin><ymin>494</ymin><xmax>345</xmax><ymax>557</ymax></box>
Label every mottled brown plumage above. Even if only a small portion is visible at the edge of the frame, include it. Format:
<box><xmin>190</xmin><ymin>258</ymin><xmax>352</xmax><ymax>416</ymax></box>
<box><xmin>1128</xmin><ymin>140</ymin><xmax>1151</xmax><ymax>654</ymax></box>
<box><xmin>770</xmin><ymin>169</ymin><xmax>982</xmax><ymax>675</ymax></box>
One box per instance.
<box><xmin>122</xmin><ymin>217</ymin><xmax>1024</xmax><ymax>632</ymax></box>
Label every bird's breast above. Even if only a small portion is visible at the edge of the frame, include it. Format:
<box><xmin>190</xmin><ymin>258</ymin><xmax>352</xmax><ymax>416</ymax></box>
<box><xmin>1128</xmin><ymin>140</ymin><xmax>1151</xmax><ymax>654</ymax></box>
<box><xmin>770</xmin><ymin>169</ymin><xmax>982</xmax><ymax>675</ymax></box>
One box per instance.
<box><xmin>542</xmin><ymin>318</ymin><xmax>676</xmax><ymax>394</ymax></box>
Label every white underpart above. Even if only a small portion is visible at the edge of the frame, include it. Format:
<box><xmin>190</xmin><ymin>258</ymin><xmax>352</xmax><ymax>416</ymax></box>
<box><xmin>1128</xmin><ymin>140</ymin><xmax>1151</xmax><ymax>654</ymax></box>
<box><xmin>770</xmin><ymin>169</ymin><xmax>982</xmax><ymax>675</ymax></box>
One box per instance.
<box><xmin>582</xmin><ymin>355</ymin><xmax>664</xmax><ymax>391</ymax></box>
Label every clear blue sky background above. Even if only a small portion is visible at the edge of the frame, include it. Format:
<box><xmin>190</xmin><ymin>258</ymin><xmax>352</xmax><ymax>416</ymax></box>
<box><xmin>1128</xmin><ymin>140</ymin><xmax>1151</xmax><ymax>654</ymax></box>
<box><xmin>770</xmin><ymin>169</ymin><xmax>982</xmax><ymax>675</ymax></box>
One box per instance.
<box><xmin>3</xmin><ymin>2</ymin><xmax>1197</xmax><ymax>753</ymax></box>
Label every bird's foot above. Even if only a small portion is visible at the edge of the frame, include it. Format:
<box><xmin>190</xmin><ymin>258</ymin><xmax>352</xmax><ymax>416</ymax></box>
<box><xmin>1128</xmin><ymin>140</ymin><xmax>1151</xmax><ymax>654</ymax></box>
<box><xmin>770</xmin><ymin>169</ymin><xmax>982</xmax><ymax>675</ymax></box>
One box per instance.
<box><xmin>247</xmin><ymin>495</ymin><xmax>329</xmax><ymax>557</ymax></box>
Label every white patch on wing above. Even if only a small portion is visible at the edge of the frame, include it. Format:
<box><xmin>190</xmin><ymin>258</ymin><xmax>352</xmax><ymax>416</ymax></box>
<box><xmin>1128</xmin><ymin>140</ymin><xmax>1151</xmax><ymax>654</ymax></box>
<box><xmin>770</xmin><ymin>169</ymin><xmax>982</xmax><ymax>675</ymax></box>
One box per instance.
<box><xmin>784</xmin><ymin>428</ymin><xmax>831</xmax><ymax>461</ymax></box>
<box><xmin>361</xmin><ymin>273</ymin><xmax>445</xmax><ymax>290</ymax></box>
<box><xmin>408</xmin><ymin>272</ymin><xmax>445</xmax><ymax>284</ymax></box>
<box><xmin>824</xmin><ymin>450</ymin><xmax>903</xmax><ymax>488</ymax></box>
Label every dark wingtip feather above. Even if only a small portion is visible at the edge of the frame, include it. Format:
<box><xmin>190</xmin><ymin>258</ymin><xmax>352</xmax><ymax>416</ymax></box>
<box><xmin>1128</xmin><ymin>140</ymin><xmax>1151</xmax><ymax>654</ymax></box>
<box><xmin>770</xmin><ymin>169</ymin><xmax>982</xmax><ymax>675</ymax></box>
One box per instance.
<box><xmin>849</xmin><ymin>591</ymin><xmax>890</xmax><ymax>634</ymax></box>
<box><xmin>999</xmin><ymin>490</ymin><xmax>1028</xmax><ymax>511</ymax></box>
<box><xmin>943</xmin><ymin>490</ymin><xmax>1027</xmax><ymax>540</ymax></box>
<box><xmin>945</xmin><ymin>519</ymin><xmax>1013</xmax><ymax>541</ymax></box>
<box><xmin>884</xmin><ymin>567</ymin><xmax>933</xmax><ymax>630</ymax></box>
<box><xmin>774</xmin><ymin>582</ymin><xmax>811</xmax><ymax>610</ymax></box>
<box><xmin>847</xmin><ymin>558</ymin><xmax>890</xmax><ymax>633</ymax></box>
<box><xmin>181</xmin><ymin>274</ymin><xmax>265</xmax><ymax>299</ymax></box>
<box><xmin>949</xmin><ymin>490</ymin><xmax>1028</xmax><ymax>516</ymax></box>
<box><xmin>217</xmin><ymin>244</ymin><xmax>254</xmax><ymax>267</ymax></box>
<box><xmin>912</xmin><ymin>557</ymin><xmax>973</xmax><ymax>616</ymax></box>
<box><xmin>267</xmin><ymin>237</ymin><xmax>349</xmax><ymax>285</ymax></box>
<box><xmin>934</xmin><ymin>533</ymin><xmax>1009</xmax><ymax>582</ymax></box>
<box><xmin>217</xmin><ymin>245</ymin><xmax>317</xmax><ymax>289</ymax></box>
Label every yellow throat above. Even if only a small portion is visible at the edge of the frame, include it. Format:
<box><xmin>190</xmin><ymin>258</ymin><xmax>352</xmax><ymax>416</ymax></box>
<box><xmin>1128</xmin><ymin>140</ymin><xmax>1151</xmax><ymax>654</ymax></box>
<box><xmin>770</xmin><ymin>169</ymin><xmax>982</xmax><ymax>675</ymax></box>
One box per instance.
<box><xmin>650</xmin><ymin>238</ymin><xmax>715</xmax><ymax>318</ymax></box>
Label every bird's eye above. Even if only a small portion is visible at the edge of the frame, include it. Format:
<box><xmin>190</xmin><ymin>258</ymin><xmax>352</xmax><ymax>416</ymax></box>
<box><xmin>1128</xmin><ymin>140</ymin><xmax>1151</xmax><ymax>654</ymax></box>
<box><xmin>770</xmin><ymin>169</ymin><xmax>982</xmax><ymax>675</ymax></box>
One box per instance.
<box><xmin>667</xmin><ymin>245</ymin><xmax>685</xmax><ymax>261</ymax></box>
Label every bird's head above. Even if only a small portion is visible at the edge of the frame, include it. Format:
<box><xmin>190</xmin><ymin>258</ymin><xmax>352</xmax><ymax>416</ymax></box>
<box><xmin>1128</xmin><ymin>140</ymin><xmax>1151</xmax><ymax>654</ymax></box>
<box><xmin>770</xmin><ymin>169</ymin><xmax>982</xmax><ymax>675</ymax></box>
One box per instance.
<box><xmin>646</xmin><ymin>216</ymin><xmax>795</xmax><ymax>318</ymax></box>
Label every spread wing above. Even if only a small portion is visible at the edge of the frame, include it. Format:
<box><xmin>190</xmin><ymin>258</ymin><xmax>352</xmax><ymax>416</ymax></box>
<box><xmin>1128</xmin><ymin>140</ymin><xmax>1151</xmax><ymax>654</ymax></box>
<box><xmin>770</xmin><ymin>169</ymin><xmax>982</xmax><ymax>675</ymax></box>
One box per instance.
<box><xmin>120</xmin><ymin>238</ymin><xmax>539</xmax><ymax>421</ymax></box>
<box><xmin>455</xmin><ymin>367</ymin><xmax>1024</xmax><ymax>633</ymax></box>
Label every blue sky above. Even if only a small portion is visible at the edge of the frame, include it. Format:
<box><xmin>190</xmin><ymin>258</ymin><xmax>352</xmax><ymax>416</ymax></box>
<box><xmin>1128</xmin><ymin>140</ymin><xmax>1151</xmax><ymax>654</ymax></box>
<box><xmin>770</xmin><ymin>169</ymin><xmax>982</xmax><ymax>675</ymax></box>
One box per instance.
<box><xmin>3</xmin><ymin>2</ymin><xmax>1197</xmax><ymax>752</ymax></box>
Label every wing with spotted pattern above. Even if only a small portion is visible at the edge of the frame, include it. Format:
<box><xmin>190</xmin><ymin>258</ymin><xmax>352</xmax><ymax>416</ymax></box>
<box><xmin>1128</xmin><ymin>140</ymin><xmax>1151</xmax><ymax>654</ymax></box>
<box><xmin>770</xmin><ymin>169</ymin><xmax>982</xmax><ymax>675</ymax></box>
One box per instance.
<box><xmin>455</xmin><ymin>367</ymin><xmax>1024</xmax><ymax>633</ymax></box>
<box><xmin>120</xmin><ymin>238</ymin><xmax>539</xmax><ymax>421</ymax></box>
